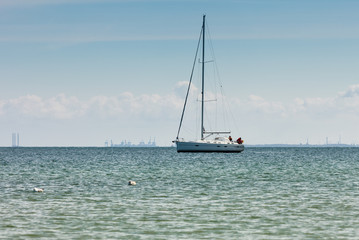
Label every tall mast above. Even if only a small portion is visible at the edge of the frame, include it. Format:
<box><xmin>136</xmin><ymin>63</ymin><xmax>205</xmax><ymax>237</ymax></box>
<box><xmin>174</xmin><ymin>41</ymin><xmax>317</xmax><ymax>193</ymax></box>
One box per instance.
<box><xmin>201</xmin><ymin>14</ymin><xmax>205</xmax><ymax>140</ymax></box>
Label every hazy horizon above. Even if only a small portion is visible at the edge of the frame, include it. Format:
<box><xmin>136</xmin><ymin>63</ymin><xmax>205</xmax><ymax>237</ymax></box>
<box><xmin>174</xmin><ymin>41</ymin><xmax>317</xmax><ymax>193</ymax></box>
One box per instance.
<box><xmin>1</xmin><ymin>0</ymin><xmax>359</xmax><ymax>146</ymax></box>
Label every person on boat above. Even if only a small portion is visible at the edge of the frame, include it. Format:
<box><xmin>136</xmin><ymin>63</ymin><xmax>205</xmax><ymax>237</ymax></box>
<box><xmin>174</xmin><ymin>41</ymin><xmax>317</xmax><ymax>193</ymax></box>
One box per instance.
<box><xmin>237</xmin><ymin>137</ymin><xmax>243</xmax><ymax>144</ymax></box>
<box><xmin>229</xmin><ymin>136</ymin><xmax>233</xmax><ymax>142</ymax></box>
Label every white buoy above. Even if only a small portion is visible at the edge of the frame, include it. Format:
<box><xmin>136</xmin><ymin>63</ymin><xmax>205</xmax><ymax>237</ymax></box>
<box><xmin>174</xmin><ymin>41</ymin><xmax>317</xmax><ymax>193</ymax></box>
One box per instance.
<box><xmin>128</xmin><ymin>180</ymin><xmax>136</xmax><ymax>186</ymax></box>
<box><xmin>33</xmin><ymin>187</ymin><xmax>44</xmax><ymax>192</ymax></box>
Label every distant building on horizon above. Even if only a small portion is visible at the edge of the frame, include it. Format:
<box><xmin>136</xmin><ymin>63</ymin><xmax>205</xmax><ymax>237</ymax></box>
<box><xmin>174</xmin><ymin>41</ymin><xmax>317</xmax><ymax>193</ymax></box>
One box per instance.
<box><xmin>12</xmin><ymin>133</ymin><xmax>19</xmax><ymax>147</ymax></box>
<box><xmin>108</xmin><ymin>137</ymin><xmax>157</xmax><ymax>147</ymax></box>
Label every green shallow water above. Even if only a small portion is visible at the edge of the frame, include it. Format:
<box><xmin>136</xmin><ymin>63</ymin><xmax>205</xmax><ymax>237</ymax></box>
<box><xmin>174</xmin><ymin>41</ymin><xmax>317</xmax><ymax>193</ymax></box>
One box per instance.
<box><xmin>1</xmin><ymin>147</ymin><xmax>359</xmax><ymax>239</ymax></box>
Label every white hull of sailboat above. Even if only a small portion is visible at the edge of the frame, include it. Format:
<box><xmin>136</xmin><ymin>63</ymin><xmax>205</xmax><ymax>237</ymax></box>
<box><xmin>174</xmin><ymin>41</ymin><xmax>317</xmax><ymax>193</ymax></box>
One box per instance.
<box><xmin>176</xmin><ymin>141</ymin><xmax>244</xmax><ymax>153</ymax></box>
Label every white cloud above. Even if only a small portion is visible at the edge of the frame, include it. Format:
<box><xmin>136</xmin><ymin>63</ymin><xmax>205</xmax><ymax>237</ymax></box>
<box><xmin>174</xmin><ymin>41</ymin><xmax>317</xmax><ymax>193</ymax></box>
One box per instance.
<box><xmin>239</xmin><ymin>94</ymin><xmax>287</xmax><ymax>117</ymax></box>
<box><xmin>1</xmin><ymin>94</ymin><xmax>86</xmax><ymax>119</ymax></box>
<box><xmin>291</xmin><ymin>84</ymin><xmax>359</xmax><ymax>116</ymax></box>
<box><xmin>0</xmin><ymin>91</ymin><xmax>183</xmax><ymax>121</ymax></box>
<box><xmin>173</xmin><ymin>81</ymin><xmax>199</xmax><ymax>99</ymax></box>
<box><xmin>1</xmin><ymin>83</ymin><xmax>359</xmax><ymax>125</ymax></box>
<box><xmin>338</xmin><ymin>84</ymin><xmax>359</xmax><ymax>98</ymax></box>
<box><xmin>1</xmin><ymin>83</ymin><xmax>359</xmax><ymax>146</ymax></box>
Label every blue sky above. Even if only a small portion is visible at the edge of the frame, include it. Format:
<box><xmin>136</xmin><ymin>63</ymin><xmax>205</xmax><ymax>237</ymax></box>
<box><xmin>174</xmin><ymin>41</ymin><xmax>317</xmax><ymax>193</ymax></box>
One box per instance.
<box><xmin>1</xmin><ymin>0</ymin><xmax>359</xmax><ymax>146</ymax></box>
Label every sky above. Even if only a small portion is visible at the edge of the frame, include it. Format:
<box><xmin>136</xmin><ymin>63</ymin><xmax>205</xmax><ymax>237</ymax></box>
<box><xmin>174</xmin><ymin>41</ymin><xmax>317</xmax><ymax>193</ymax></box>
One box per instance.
<box><xmin>1</xmin><ymin>0</ymin><xmax>359</xmax><ymax>146</ymax></box>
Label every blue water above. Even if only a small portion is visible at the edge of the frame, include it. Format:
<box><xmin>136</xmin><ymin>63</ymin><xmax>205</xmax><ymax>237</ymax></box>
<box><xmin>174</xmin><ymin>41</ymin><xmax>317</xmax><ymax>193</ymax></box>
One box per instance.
<box><xmin>1</xmin><ymin>147</ymin><xmax>359</xmax><ymax>239</ymax></box>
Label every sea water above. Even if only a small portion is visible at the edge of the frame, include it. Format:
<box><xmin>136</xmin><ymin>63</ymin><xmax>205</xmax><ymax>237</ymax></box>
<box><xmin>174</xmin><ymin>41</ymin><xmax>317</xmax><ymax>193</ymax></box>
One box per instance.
<box><xmin>1</xmin><ymin>147</ymin><xmax>359</xmax><ymax>239</ymax></box>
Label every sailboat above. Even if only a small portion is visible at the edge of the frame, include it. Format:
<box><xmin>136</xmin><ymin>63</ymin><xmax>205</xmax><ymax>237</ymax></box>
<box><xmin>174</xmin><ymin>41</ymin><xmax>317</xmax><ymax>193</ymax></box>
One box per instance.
<box><xmin>173</xmin><ymin>15</ymin><xmax>244</xmax><ymax>153</ymax></box>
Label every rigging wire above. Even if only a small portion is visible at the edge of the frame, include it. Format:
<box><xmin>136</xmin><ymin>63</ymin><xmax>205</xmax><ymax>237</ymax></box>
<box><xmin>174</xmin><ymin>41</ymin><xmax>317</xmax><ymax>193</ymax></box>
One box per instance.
<box><xmin>206</xmin><ymin>19</ymin><xmax>241</xmax><ymax>136</ymax></box>
<box><xmin>176</xmin><ymin>27</ymin><xmax>203</xmax><ymax>140</ymax></box>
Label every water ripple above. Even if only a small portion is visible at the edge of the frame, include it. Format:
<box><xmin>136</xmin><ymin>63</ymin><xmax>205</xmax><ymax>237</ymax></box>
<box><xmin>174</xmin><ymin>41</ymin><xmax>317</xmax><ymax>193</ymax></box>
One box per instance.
<box><xmin>1</xmin><ymin>147</ymin><xmax>359</xmax><ymax>239</ymax></box>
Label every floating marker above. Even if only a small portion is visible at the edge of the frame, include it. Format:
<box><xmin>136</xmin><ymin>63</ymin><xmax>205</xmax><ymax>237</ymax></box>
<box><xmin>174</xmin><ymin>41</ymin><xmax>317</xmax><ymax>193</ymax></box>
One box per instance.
<box><xmin>33</xmin><ymin>187</ymin><xmax>44</xmax><ymax>192</ymax></box>
<box><xmin>128</xmin><ymin>181</ymin><xmax>136</xmax><ymax>186</ymax></box>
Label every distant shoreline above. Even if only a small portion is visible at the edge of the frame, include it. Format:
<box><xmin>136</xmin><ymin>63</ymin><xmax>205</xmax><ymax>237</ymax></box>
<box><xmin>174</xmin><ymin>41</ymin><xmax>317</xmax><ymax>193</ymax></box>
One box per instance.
<box><xmin>1</xmin><ymin>144</ymin><xmax>358</xmax><ymax>148</ymax></box>
<box><xmin>245</xmin><ymin>144</ymin><xmax>359</xmax><ymax>148</ymax></box>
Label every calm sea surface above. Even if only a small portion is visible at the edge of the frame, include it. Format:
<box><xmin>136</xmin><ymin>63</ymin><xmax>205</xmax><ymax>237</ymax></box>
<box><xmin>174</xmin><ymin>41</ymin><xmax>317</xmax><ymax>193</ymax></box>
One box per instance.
<box><xmin>1</xmin><ymin>147</ymin><xmax>359</xmax><ymax>239</ymax></box>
